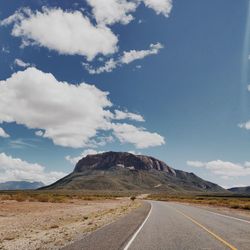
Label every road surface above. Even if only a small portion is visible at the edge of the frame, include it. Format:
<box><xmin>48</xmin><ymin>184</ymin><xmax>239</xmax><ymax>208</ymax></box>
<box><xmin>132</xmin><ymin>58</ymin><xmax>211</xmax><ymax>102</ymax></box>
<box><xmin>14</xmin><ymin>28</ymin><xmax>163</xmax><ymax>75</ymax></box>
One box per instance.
<box><xmin>64</xmin><ymin>201</ymin><xmax>250</xmax><ymax>250</ymax></box>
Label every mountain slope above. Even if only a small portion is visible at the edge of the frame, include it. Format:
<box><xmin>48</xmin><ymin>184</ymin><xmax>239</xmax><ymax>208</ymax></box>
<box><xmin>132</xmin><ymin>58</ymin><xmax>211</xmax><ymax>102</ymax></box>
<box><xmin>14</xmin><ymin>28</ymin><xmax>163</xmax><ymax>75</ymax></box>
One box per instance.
<box><xmin>43</xmin><ymin>152</ymin><xmax>225</xmax><ymax>193</ymax></box>
<box><xmin>228</xmin><ymin>186</ymin><xmax>250</xmax><ymax>195</ymax></box>
<box><xmin>0</xmin><ymin>181</ymin><xmax>44</xmax><ymax>190</ymax></box>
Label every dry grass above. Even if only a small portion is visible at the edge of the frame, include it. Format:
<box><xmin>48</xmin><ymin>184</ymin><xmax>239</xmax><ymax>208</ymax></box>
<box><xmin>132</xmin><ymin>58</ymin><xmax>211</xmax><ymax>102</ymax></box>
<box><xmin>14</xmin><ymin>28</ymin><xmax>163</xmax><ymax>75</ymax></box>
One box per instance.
<box><xmin>0</xmin><ymin>190</ymin><xmax>128</xmax><ymax>203</ymax></box>
<box><xmin>147</xmin><ymin>194</ymin><xmax>250</xmax><ymax>210</ymax></box>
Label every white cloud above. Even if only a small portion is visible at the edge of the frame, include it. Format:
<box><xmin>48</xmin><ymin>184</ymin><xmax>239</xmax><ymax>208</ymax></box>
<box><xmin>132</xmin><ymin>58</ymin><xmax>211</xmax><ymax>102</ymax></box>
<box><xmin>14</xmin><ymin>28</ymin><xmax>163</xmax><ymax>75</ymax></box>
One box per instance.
<box><xmin>8</xmin><ymin>139</ymin><xmax>37</xmax><ymax>149</ymax></box>
<box><xmin>141</xmin><ymin>0</ymin><xmax>173</xmax><ymax>17</ymax></box>
<box><xmin>83</xmin><ymin>43</ymin><xmax>163</xmax><ymax>74</ymax></box>
<box><xmin>0</xmin><ymin>67</ymin><xmax>165</xmax><ymax>149</ymax></box>
<box><xmin>14</xmin><ymin>58</ymin><xmax>32</xmax><ymax>68</ymax></box>
<box><xmin>83</xmin><ymin>58</ymin><xmax>118</xmax><ymax>74</ymax></box>
<box><xmin>66</xmin><ymin>149</ymin><xmax>103</xmax><ymax>165</ymax></box>
<box><xmin>0</xmin><ymin>67</ymin><xmax>112</xmax><ymax>148</ymax></box>
<box><xmin>112</xmin><ymin>123</ymin><xmax>165</xmax><ymax>148</ymax></box>
<box><xmin>1</xmin><ymin>8</ymin><xmax>118</xmax><ymax>61</ymax></box>
<box><xmin>114</xmin><ymin>110</ymin><xmax>144</xmax><ymax>121</ymax></box>
<box><xmin>87</xmin><ymin>0</ymin><xmax>172</xmax><ymax>26</ymax></box>
<box><xmin>0</xmin><ymin>127</ymin><xmax>10</xmax><ymax>138</ymax></box>
<box><xmin>238</xmin><ymin>121</ymin><xmax>250</xmax><ymax>130</ymax></box>
<box><xmin>35</xmin><ymin>130</ymin><xmax>44</xmax><ymax>136</ymax></box>
<box><xmin>87</xmin><ymin>0</ymin><xmax>137</xmax><ymax>25</ymax></box>
<box><xmin>0</xmin><ymin>153</ymin><xmax>66</xmax><ymax>185</ymax></box>
<box><xmin>121</xmin><ymin>43</ymin><xmax>163</xmax><ymax>64</ymax></box>
<box><xmin>187</xmin><ymin>160</ymin><xmax>250</xmax><ymax>177</ymax></box>
<box><xmin>128</xmin><ymin>150</ymin><xmax>141</xmax><ymax>155</ymax></box>
<box><xmin>244</xmin><ymin>161</ymin><xmax>250</xmax><ymax>167</ymax></box>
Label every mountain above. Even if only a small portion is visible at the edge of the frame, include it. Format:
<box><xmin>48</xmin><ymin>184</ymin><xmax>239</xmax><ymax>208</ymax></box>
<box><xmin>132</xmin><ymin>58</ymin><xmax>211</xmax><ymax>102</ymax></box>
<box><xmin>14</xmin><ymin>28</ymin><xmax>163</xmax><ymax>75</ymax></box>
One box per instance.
<box><xmin>42</xmin><ymin>152</ymin><xmax>225</xmax><ymax>193</ymax></box>
<box><xmin>228</xmin><ymin>186</ymin><xmax>250</xmax><ymax>195</ymax></box>
<box><xmin>0</xmin><ymin>181</ymin><xmax>44</xmax><ymax>190</ymax></box>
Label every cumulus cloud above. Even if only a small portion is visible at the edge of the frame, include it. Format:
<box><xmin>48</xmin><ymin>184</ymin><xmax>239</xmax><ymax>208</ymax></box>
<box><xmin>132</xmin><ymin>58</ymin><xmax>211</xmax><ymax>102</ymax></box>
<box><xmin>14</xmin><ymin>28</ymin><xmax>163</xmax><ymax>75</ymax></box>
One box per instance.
<box><xmin>83</xmin><ymin>43</ymin><xmax>163</xmax><ymax>74</ymax></box>
<box><xmin>141</xmin><ymin>0</ymin><xmax>172</xmax><ymax>17</ymax></box>
<box><xmin>112</xmin><ymin>123</ymin><xmax>165</xmax><ymax>148</ymax></box>
<box><xmin>14</xmin><ymin>58</ymin><xmax>32</xmax><ymax>68</ymax></box>
<box><xmin>66</xmin><ymin>149</ymin><xmax>103</xmax><ymax>165</ymax></box>
<box><xmin>1</xmin><ymin>8</ymin><xmax>118</xmax><ymax>61</ymax></box>
<box><xmin>0</xmin><ymin>153</ymin><xmax>66</xmax><ymax>184</ymax></box>
<box><xmin>87</xmin><ymin>0</ymin><xmax>137</xmax><ymax>25</ymax></box>
<box><xmin>0</xmin><ymin>127</ymin><xmax>10</xmax><ymax>138</ymax></box>
<box><xmin>113</xmin><ymin>110</ymin><xmax>144</xmax><ymax>121</ymax></box>
<box><xmin>87</xmin><ymin>0</ymin><xmax>172</xmax><ymax>26</ymax></box>
<box><xmin>0</xmin><ymin>67</ymin><xmax>112</xmax><ymax>148</ymax></box>
<box><xmin>0</xmin><ymin>67</ymin><xmax>165</xmax><ymax>149</ymax></box>
<box><xmin>187</xmin><ymin>160</ymin><xmax>250</xmax><ymax>177</ymax></box>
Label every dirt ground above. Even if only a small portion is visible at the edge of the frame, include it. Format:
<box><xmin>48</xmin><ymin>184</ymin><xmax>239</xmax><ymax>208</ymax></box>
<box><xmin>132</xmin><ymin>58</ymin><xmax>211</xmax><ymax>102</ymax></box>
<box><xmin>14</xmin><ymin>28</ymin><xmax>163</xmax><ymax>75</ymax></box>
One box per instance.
<box><xmin>0</xmin><ymin>198</ymin><xmax>139</xmax><ymax>250</ymax></box>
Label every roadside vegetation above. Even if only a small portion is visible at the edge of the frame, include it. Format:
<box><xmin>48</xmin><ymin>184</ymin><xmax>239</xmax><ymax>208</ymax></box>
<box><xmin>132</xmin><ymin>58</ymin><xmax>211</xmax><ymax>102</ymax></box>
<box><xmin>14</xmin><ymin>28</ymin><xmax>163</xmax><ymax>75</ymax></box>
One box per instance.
<box><xmin>147</xmin><ymin>194</ymin><xmax>250</xmax><ymax>210</ymax></box>
<box><xmin>0</xmin><ymin>190</ymin><xmax>136</xmax><ymax>203</ymax></box>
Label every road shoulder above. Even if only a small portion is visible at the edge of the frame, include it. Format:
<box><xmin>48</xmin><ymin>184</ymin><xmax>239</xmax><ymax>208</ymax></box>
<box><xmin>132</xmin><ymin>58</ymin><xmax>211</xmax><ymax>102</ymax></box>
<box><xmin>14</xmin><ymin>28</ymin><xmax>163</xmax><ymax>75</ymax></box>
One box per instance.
<box><xmin>62</xmin><ymin>201</ymin><xmax>151</xmax><ymax>250</ymax></box>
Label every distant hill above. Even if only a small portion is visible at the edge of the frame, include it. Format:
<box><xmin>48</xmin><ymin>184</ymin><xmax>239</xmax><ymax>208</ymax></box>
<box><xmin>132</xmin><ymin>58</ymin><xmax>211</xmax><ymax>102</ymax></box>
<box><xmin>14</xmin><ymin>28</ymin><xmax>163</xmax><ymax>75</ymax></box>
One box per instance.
<box><xmin>0</xmin><ymin>181</ymin><xmax>44</xmax><ymax>190</ymax></box>
<box><xmin>41</xmin><ymin>152</ymin><xmax>225</xmax><ymax>193</ymax></box>
<box><xmin>228</xmin><ymin>186</ymin><xmax>250</xmax><ymax>195</ymax></box>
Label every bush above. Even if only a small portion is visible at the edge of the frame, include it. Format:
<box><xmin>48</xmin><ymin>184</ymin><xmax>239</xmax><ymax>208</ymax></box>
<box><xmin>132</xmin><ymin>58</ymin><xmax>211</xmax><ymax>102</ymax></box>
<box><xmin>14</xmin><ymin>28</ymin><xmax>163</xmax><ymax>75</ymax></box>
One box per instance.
<box><xmin>130</xmin><ymin>196</ymin><xmax>136</xmax><ymax>201</ymax></box>
<box><xmin>37</xmin><ymin>194</ymin><xmax>50</xmax><ymax>202</ymax></box>
<box><xmin>14</xmin><ymin>193</ymin><xmax>27</xmax><ymax>202</ymax></box>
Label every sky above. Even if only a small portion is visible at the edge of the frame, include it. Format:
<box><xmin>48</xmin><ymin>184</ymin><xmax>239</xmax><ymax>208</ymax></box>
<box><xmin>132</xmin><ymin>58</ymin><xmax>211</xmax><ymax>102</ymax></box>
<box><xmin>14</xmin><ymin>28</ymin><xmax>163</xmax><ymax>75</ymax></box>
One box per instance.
<box><xmin>0</xmin><ymin>0</ymin><xmax>250</xmax><ymax>188</ymax></box>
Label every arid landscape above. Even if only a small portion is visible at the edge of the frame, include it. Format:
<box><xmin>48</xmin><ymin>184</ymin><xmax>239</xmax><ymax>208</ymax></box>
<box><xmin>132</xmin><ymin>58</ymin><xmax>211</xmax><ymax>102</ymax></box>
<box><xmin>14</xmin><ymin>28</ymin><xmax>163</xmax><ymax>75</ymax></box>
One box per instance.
<box><xmin>0</xmin><ymin>193</ymin><xmax>139</xmax><ymax>250</ymax></box>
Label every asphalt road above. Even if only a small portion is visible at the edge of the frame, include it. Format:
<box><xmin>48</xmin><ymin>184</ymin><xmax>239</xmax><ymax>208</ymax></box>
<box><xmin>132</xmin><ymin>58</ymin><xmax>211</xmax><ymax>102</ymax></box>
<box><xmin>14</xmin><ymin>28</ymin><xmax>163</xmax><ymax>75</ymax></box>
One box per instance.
<box><xmin>62</xmin><ymin>201</ymin><xmax>151</xmax><ymax>250</ymax></box>
<box><xmin>125</xmin><ymin>201</ymin><xmax>250</xmax><ymax>250</ymax></box>
<box><xmin>63</xmin><ymin>201</ymin><xmax>250</xmax><ymax>250</ymax></box>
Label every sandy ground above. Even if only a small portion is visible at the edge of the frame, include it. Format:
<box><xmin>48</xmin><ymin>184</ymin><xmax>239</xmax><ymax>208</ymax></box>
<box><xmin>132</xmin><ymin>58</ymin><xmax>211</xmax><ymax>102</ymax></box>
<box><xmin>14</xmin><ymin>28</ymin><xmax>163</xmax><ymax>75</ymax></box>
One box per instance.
<box><xmin>0</xmin><ymin>198</ymin><xmax>140</xmax><ymax>250</ymax></box>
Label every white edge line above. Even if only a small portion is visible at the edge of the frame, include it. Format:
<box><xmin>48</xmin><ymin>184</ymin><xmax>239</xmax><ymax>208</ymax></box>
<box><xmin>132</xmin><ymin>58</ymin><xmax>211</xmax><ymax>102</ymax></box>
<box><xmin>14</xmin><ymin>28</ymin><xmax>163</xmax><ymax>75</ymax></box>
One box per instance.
<box><xmin>123</xmin><ymin>202</ymin><xmax>152</xmax><ymax>250</ymax></box>
<box><xmin>207</xmin><ymin>210</ymin><xmax>250</xmax><ymax>224</ymax></box>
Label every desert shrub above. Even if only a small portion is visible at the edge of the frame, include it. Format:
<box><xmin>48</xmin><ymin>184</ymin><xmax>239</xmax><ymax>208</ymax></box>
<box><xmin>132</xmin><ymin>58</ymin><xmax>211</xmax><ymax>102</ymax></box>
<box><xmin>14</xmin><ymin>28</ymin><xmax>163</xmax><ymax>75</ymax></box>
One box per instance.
<box><xmin>241</xmin><ymin>204</ymin><xmax>250</xmax><ymax>210</ymax></box>
<box><xmin>50</xmin><ymin>195</ymin><xmax>67</xmax><ymax>203</ymax></box>
<box><xmin>36</xmin><ymin>194</ymin><xmax>50</xmax><ymax>202</ymax></box>
<box><xmin>50</xmin><ymin>224</ymin><xmax>59</xmax><ymax>229</ymax></box>
<box><xmin>14</xmin><ymin>193</ymin><xmax>27</xmax><ymax>202</ymax></box>
<box><xmin>229</xmin><ymin>202</ymin><xmax>240</xmax><ymax>209</ymax></box>
<box><xmin>130</xmin><ymin>196</ymin><xmax>136</xmax><ymax>201</ymax></box>
<box><xmin>0</xmin><ymin>194</ymin><xmax>12</xmax><ymax>201</ymax></box>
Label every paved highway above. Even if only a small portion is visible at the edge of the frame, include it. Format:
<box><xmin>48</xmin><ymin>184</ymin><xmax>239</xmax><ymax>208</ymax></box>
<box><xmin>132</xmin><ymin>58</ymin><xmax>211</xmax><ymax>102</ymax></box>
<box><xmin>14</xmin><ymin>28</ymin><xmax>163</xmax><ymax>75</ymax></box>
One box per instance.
<box><xmin>125</xmin><ymin>201</ymin><xmax>250</xmax><ymax>250</ymax></box>
<box><xmin>63</xmin><ymin>201</ymin><xmax>250</xmax><ymax>250</ymax></box>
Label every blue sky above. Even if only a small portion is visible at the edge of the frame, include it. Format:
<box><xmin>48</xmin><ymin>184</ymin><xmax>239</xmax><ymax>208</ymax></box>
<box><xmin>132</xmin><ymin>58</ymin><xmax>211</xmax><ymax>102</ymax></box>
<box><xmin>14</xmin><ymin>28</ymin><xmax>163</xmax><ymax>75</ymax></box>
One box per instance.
<box><xmin>0</xmin><ymin>0</ymin><xmax>249</xmax><ymax>188</ymax></box>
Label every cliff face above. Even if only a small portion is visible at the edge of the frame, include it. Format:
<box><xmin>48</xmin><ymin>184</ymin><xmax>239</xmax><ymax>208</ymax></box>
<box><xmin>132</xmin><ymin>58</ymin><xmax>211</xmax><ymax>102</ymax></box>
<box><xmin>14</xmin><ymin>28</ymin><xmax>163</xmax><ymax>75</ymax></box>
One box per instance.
<box><xmin>74</xmin><ymin>151</ymin><xmax>176</xmax><ymax>174</ymax></box>
<box><xmin>42</xmin><ymin>152</ymin><xmax>225</xmax><ymax>193</ymax></box>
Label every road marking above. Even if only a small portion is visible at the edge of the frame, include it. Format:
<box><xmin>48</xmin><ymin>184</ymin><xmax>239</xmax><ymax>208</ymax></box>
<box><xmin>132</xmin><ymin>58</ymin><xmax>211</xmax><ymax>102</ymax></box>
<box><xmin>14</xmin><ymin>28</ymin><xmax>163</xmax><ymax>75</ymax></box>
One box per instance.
<box><xmin>170</xmin><ymin>206</ymin><xmax>238</xmax><ymax>250</ymax></box>
<box><xmin>206</xmin><ymin>210</ymin><xmax>250</xmax><ymax>224</ymax></box>
<box><xmin>123</xmin><ymin>203</ymin><xmax>152</xmax><ymax>250</ymax></box>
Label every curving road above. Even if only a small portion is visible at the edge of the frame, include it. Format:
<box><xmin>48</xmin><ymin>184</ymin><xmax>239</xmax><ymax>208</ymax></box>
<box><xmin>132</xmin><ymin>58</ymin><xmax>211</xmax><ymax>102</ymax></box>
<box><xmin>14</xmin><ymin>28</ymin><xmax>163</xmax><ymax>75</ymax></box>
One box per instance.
<box><xmin>125</xmin><ymin>201</ymin><xmax>250</xmax><ymax>250</ymax></box>
<box><xmin>63</xmin><ymin>201</ymin><xmax>250</xmax><ymax>250</ymax></box>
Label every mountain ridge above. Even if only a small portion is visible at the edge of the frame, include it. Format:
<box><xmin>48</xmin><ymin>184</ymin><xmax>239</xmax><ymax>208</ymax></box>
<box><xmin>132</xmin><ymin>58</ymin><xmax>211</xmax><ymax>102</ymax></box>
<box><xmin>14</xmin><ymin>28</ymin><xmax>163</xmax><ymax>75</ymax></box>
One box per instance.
<box><xmin>42</xmin><ymin>151</ymin><xmax>225</xmax><ymax>193</ymax></box>
<box><xmin>0</xmin><ymin>181</ymin><xmax>44</xmax><ymax>190</ymax></box>
<box><xmin>228</xmin><ymin>186</ymin><xmax>250</xmax><ymax>195</ymax></box>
